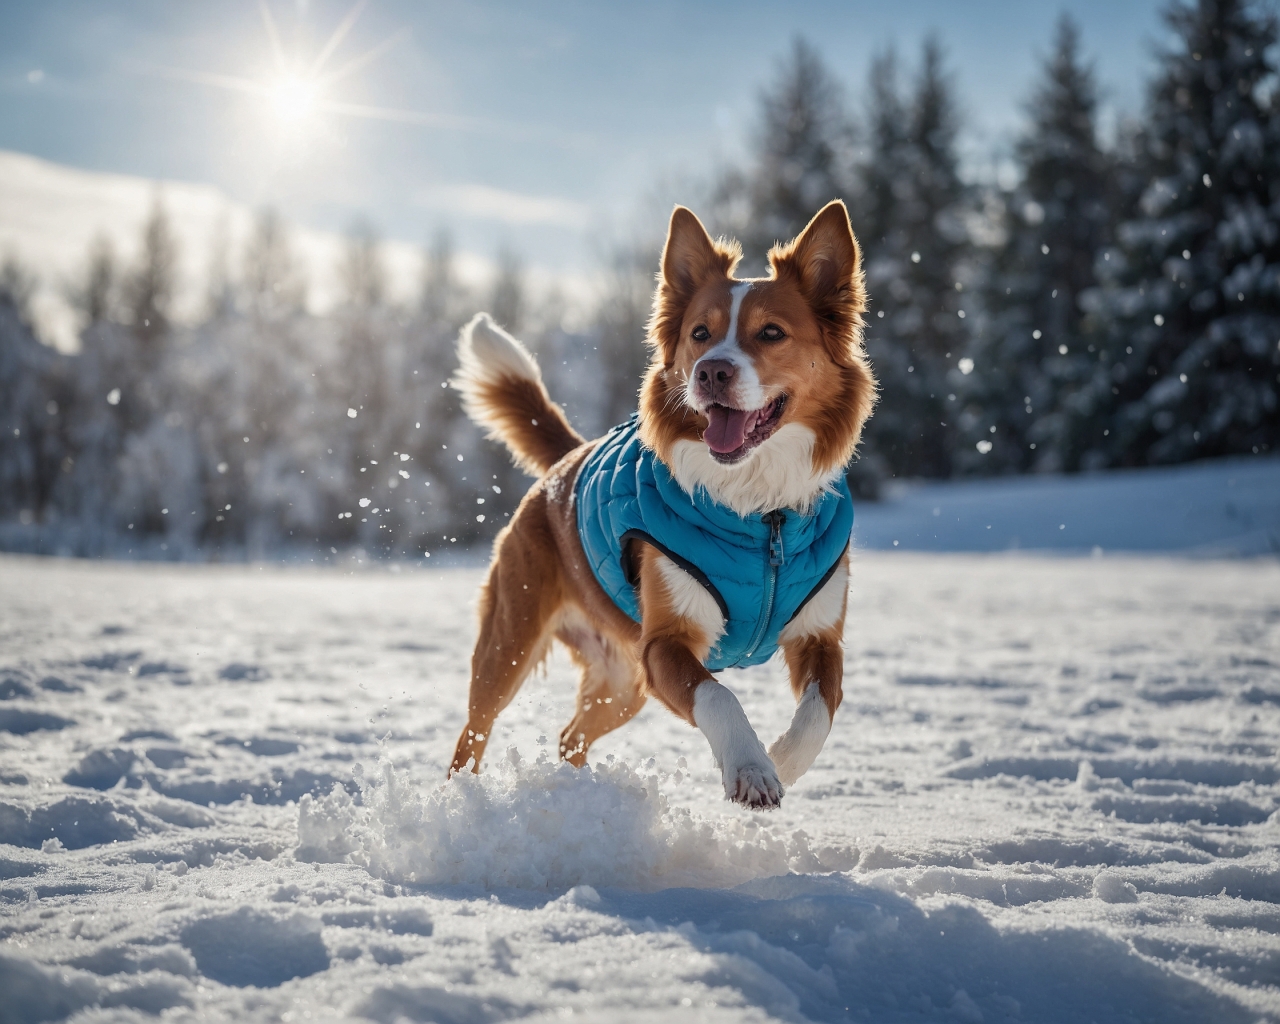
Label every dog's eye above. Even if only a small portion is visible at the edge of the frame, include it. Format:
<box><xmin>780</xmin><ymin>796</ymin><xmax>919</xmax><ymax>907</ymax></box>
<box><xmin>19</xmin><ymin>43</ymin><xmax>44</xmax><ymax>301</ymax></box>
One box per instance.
<box><xmin>691</xmin><ymin>325</ymin><xmax>710</xmax><ymax>342</ymax></box>
<box><xmin>758</xmin><ymin>324</ymin><xmax>786</xmax><ymax>342</ymax></box>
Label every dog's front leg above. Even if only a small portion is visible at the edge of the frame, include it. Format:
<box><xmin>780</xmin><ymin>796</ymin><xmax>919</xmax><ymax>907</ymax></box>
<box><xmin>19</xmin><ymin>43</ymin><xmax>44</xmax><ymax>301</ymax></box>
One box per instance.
<box><xmin>635</xmin><ymin>544</ymin><xmax>782</xmax><ymax>809</ymax></box>
<box><xmin>770</xmin><ymin>553</ymin><xmax>848</xmax><ymax>786</ymax></box>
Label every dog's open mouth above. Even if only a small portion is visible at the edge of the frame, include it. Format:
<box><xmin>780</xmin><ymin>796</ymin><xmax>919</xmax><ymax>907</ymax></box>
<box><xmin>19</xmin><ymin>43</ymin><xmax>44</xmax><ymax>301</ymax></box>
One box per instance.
<box><xmin>702</xmin><ymin>395</ymin><xmax>787</xmax><ymax>464</ymax></box>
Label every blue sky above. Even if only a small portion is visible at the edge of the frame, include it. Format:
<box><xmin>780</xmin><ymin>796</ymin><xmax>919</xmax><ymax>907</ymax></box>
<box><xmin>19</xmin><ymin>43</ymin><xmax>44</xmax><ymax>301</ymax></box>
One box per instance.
<box><xmin>0</xmin><ymin>1</ymin><xmax>1171</xmax><ymax>276</ymax></box>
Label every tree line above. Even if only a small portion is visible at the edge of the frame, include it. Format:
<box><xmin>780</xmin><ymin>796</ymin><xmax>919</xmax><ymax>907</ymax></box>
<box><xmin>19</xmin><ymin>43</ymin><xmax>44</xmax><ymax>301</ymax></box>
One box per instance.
<box><xmin>675</xmin><ymin>0</ymin><xmax>1278</xmax><ymax>491</ymax></box>
<box><xmin>0</xmin><ymin>0</ymin><xmax>1277</xmax><ymax>560</ymax></box>
<box><xmin>0</xmin><ymin>208</ymin><xmax>615</xmax><ymax>559</ymax></box>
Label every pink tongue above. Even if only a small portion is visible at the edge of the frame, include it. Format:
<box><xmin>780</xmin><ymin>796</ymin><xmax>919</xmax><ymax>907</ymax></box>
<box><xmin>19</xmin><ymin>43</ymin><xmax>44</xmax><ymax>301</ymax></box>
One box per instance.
<box><xmin>704</xmin><ymin>406</ymin><xmax>749</xmax><ymax>454</ymax></box>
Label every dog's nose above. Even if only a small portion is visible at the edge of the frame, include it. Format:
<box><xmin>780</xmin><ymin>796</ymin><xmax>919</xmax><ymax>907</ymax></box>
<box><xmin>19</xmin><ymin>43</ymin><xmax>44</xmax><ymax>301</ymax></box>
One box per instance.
<box><xmin>695</xmin><ymin>359</ymin><xmax>737</xmax><ymax>392</ymax></box>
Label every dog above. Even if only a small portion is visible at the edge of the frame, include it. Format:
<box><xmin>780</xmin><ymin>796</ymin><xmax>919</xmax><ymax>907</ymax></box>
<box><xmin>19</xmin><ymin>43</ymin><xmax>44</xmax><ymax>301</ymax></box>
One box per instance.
<box><xmin>448</xmin><ymin>200</ymin><xmax>876</xmax><ymax>808</ymax></box>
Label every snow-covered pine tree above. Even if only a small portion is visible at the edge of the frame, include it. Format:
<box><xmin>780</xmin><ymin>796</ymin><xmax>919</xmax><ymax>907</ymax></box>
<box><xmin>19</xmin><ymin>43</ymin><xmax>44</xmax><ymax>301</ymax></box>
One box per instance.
<box><xmin>858</xmin><ymin>39</ymin><xmax>973</xmax><ymax>481</ymax></box>
<box><xmin>1088</xmin><ymin>0</ymin><xmax>1280</xmax><ymax>465</ymax></box>
<box><xmin>960</xmin><ymin>16</ymin><xmax>1117</xmax><ymax>475</ymax></box>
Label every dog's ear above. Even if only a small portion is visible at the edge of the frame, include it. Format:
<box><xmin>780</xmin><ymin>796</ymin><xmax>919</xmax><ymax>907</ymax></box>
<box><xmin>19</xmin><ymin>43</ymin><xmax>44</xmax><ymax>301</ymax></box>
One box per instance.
<box><xmin>649</xmin><ymin>207</ymin><xmax>740</xmax><ymax>366</ymax></box>
<box><xmin>661</xmin><ymin>207</ymin><xmax>734</xmax><ymax>296</ymax></box>
<box><xmin>769</xmin><ymin>201</ymin><xmax>866</xmax><ymax>361</ymax></box>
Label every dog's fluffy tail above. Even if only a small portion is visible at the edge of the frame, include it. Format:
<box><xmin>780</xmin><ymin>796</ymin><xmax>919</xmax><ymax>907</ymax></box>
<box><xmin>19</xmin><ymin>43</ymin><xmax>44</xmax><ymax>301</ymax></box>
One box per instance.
<box><xmin>452</xmin><ymin>312</ymin><xmax>585</xmax><ymax>476</ymax></box>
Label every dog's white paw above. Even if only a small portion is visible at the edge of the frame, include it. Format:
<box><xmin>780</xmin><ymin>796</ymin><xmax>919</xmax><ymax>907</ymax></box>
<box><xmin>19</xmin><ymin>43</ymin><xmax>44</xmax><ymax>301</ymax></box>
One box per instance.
<box><xmin>693</xmin><ymin>681</ymin><xmax>783</xmax><ymax>809</ymax></box>
<box><xmin>723</xmin><ymin>758</ymin><xmax>783</xmax><ymax>809</ymax></box>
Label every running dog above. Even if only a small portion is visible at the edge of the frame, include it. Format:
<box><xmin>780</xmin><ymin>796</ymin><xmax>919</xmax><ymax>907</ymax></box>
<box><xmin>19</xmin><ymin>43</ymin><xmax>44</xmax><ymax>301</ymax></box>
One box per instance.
<box><xmin>449</xmin><ymin>200</ymin><xmax>875</xmax><ymax>808</ymax></box>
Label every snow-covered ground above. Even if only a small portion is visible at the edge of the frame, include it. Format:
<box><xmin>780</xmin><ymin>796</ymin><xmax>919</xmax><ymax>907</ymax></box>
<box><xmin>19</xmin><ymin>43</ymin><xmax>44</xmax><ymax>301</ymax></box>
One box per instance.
<box><xmin>2</xmin><ymin>549</ymin><xmax>1279</xmax><ymax>1023</ymax></box>
<box><xmin>854</xmin><ymin>455</ymin><xmax>1280</xmax><ymax>557</ymax></box>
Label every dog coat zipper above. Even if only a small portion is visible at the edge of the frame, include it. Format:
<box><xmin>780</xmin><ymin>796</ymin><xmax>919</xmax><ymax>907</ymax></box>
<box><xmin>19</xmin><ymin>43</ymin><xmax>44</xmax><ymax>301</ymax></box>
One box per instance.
<box><xmin>741</xmin><ymin>511</ymin><xmax>785</xmax><ymax>662</ymax></box>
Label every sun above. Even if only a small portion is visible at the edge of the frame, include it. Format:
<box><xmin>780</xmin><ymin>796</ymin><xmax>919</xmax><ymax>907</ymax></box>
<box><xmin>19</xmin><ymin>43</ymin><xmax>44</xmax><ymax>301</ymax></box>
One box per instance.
<box><xmin>151</xmin><ymin>2</ymin><xmax>510</xmax><ymax>147</ymax></box>
<box><xmin>267</xmin><ymin>72</ymin><xmax>321</xmax><ymax>126</ymax></box>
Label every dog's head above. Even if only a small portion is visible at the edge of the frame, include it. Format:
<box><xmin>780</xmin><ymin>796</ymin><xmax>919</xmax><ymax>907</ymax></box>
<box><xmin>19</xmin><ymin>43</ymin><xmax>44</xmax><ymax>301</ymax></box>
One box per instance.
<box><xmin>638</xmin><ymin>201</ymin><xmax>876</xmax><ymax>510</ymax></box>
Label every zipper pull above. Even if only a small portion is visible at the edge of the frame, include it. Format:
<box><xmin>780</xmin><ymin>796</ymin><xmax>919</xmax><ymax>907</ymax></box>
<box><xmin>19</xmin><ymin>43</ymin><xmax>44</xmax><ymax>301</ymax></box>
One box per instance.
<box><xmin>767</xmin><ymin>511</ymin><xmax>785</xmax><ymax>567</ymax></box>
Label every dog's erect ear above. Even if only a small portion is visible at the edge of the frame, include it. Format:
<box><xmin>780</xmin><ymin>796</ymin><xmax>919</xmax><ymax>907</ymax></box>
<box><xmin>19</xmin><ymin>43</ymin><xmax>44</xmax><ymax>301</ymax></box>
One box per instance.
<box><xmin>649</xmin><ymin>207</ymin><xmax>740</xmax><ymax>366</ymax></box>
<box><xmin>661</xmin><ymin>207</ymin><xmax>736</xmax><ymax>296</ymax></box>
<box><xmin>769</xmin><ymin>201</ymin><xmax>865</xmax><ymax>358</ymax></box>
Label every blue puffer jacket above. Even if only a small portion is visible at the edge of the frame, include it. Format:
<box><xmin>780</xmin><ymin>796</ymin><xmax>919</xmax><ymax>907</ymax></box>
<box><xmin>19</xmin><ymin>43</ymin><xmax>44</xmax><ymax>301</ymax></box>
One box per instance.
<box><xmin>576</xmin><ymin>416</ymin><xmax>853</xmax><ymax>671</ymax></box>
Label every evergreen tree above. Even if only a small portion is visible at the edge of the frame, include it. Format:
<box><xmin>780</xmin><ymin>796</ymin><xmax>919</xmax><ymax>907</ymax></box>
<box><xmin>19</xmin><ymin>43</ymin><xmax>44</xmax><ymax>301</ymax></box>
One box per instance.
<box><xmin>123</xmin><ymin>196</ymin><xmax>177</xmax><ymax>352</ymax></box>
<box><xmin>0</xmin><ymin>254</ymin><xmax>38</xmax><ymax>329</ymax></box>
<box><xmin>339</xmin><ymin>219</ymin><xmax>387</xmax><ymax>310</ymax></box>
<box><xmin>859</xmin><ymin>39</ymin><xmax>972</xmax><ymax>480</ymax></box>
<box><xmin>0</xmin><ymin>273</ymin><xmax>63</xmax><ymax>523</ymax></box>
<box><xmin>1088</xmin><ymin>0</ymin><xmax>1280</xmax><ymax>465</ymax></box>
<box><xmin>420</xmin><ymin>229</ymin><xmax>466</xmax><ymax>329</ymax></box>
<box><xmin>960</xmin><ymin>16</ymin><xmax>1117</xmax><ymax>474</ymax></box>
<box><xmin>595</xmin><ymin>239</ymin><xmax>656</xmax><ymax>429</ymax></box>
<box><xmin>66</xmin><ymin>235</ymin><xmax>118</xmax><ymax>328</ymax></box>
<box><xmin>488</xmin><ymin>247</ymin><xmax>524</xmax><ymax>333</ymax></box>
<box><xmin>734</xmin><ymin>38</ymin><xmax>853</xmax><ymax>271</ymax></box>
<box><xmin>243</xmin><ymin>209</ymin><xmax>305</xmax><ymax>319</ymax></box>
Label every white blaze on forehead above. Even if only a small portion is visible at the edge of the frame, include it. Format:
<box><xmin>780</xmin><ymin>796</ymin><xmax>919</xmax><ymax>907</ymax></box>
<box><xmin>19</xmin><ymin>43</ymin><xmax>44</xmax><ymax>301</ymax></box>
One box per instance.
<box><xmin>686</xmin><ymin>281</ymin><xmax>765</xmax><ymax>410</ymax></box>
<box><xmin>725</xmin><ymin>281</ymin><xmax>751</xmax><ymax>346</ymax></box>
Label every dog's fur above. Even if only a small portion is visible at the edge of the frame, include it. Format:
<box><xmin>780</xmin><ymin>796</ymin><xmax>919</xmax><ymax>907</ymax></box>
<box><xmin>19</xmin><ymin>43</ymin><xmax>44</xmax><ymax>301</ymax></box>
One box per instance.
<box><xmin>448</xmin><ymin>201</ymin><xmax>876</xmax><ymax>808</ymax></box>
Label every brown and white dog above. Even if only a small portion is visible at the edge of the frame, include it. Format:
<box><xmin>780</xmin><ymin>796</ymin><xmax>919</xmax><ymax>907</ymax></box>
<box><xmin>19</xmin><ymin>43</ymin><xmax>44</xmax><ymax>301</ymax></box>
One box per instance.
<box><xmin>448</xmin><ymin>200</ymin><xmax>875</xmax><ymax>808</ymax></box>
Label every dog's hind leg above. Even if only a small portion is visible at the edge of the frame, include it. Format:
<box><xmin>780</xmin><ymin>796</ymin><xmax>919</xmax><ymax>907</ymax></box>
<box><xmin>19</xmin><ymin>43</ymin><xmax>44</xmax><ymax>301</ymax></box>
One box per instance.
<box><xmin>555</xmin><ymin>608</ymin><xmax>645</xmax><ymax>767</ymax></box>
<box><xmin>449</xmin><ymin>514</ymin><xmax>562</xmax><ymax>776</ymax></box>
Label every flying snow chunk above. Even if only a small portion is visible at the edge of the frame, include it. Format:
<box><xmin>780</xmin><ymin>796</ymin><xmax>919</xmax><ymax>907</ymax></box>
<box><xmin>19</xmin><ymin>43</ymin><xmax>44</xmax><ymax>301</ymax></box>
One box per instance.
<box><xmin>359</xmin><ymin>498</ymin><xmax>371</xmax><ymax>508</ymax></box>
<box><xmin>347</xmin><ymin>408</ymin><xmax>358</xmax><ymax>418</ymax></box>
<box><xmin>976</xmin><ymin>440</ymin><xmax>993</xmax><ymax>454</ymax></box>
<box><xmin>106</xmin><ymin>388</ymin><xmax>121</xmax><ymax>406</ymax></box>
<box><xmin>958</xmin><ymin>358</ymin><xmax>974</xmax><ymax>375</ymax></box>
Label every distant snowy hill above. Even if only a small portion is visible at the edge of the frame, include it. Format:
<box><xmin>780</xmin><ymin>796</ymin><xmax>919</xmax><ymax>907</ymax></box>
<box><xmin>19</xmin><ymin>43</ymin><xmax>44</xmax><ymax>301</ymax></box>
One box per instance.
<box><xmin>0</xmin><ymin>150</ymin><xmax>584</xmax><ymax>351</ymax></box>
<box><xmin>854</xmin><ymin>455</ymin><xmax>1280</xmax><ymax>556</ymax></box>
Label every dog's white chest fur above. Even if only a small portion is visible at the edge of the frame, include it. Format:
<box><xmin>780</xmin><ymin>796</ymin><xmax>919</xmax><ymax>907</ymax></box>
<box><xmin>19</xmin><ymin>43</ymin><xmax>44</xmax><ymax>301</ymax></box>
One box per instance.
<box><xmin>668</xmin><ymin>424</ymin><xmax>839</xmax><ymax>517</ymax></box>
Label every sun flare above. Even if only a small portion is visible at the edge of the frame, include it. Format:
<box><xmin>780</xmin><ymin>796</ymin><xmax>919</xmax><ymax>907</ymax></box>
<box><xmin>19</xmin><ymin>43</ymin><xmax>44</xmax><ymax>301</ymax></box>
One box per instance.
<box><xmin>152</xmin><ymin>2</ymin><xmax>474</xmax><ymax>152</ymax></box>
<box><xmin>267</xmin><ymin>72</ymin><xmax>320</xmax><ymax>125</ymax></box>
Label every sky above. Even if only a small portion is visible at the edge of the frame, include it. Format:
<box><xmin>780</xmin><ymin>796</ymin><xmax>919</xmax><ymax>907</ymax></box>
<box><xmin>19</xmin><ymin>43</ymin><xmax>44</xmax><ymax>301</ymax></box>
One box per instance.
<box><xmin>0</xmin><ymin>0</ymin><xmax>1173</xmax><ymax>282</ymax></box>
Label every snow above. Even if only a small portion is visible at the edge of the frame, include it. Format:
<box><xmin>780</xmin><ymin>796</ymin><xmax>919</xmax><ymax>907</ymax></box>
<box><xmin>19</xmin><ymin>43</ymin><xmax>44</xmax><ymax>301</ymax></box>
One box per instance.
<box><xmin>854</xmin><ymin>454</ymin><xmax>1280</xmax><ymax>556</ymax></box>
<box><xmin>2</xmin><ymin>548</ymin><xmax>1279</xmax><ymax>1022</ymax></box>
<box><xmin>2</xmin><ymin>441</ymin><xmax>1280</xmax><ymax>1019</ymax></box>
